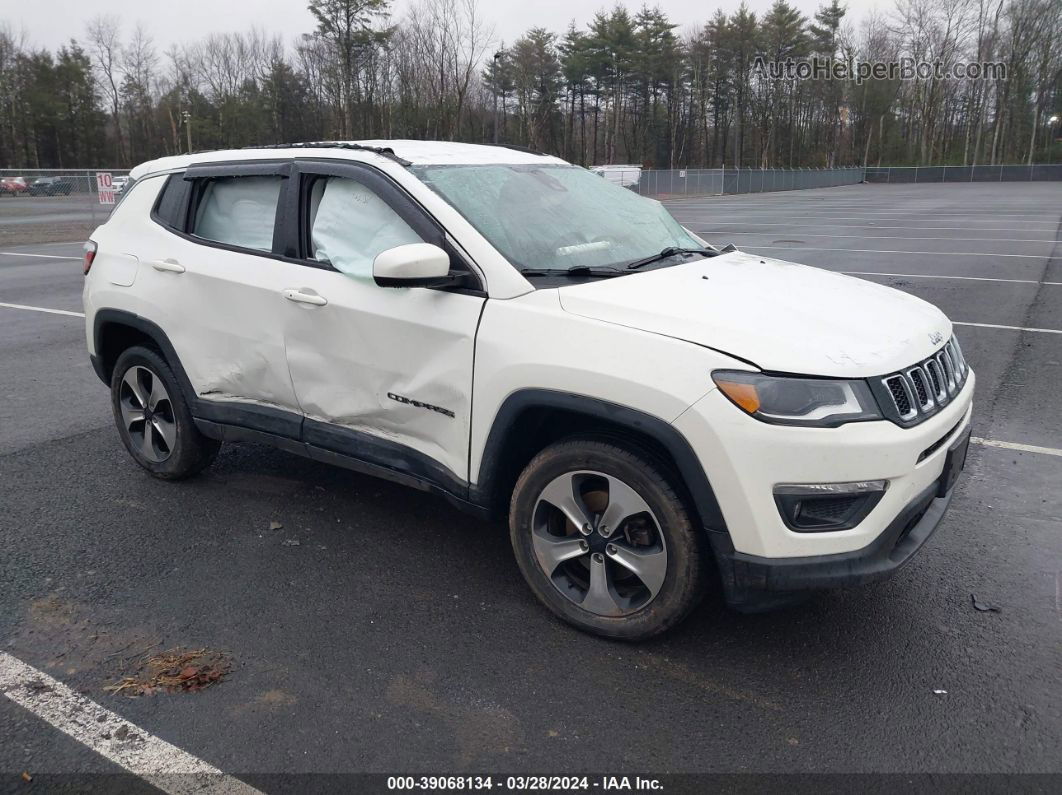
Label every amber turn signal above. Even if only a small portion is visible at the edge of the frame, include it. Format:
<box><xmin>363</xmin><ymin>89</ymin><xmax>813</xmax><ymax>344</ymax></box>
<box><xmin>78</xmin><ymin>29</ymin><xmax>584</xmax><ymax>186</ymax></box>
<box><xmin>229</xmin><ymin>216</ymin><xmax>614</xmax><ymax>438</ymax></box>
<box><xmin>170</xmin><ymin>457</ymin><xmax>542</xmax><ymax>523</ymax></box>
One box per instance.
<box><xmin>714</xmin><ymin>379</ymin><xmax>761</xmax><ymax>414</ymax></box>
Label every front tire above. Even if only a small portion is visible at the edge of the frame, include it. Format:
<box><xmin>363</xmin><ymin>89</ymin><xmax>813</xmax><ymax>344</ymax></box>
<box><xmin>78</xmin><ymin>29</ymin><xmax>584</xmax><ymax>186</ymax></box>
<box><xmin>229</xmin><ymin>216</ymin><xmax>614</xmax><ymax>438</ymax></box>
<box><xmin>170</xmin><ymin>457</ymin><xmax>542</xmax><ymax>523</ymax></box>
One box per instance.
<box><xmin>110</xmin><ymin>346</ymin><xmax>220</xmax><ymax>480</ymax></box>
<box><xmin>509</xmin><ymin>438</ymin><xmax>706</xmax><ymax>640</ymax></box>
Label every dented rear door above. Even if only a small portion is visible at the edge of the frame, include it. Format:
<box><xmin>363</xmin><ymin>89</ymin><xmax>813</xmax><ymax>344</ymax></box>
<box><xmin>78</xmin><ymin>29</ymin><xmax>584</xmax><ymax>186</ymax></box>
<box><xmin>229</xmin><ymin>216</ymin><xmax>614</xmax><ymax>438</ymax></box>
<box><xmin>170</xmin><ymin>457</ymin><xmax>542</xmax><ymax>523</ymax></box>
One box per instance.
<box><xmin>133</xmin><ymin>166</ymin><xmax>304</xmax><ymax>436</ymax></box>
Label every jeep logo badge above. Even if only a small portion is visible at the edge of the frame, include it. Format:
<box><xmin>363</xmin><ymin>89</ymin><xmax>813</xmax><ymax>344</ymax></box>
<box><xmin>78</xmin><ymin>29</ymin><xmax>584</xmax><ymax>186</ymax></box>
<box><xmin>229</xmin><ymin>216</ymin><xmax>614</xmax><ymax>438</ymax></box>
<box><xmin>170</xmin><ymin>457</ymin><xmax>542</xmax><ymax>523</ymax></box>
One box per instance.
<box><xmin>929</xmin><ymin>331</ymin><xmax>944</xmax><ymax>345</ymax></box>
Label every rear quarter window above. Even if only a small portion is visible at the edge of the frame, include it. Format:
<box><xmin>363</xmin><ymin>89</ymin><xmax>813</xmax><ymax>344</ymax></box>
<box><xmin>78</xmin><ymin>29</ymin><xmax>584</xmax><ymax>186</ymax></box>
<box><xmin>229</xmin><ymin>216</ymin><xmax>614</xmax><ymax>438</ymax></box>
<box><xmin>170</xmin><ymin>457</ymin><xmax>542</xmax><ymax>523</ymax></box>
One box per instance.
<box><xmin>152</xmin><ymin>173</ymin><xmax>190</xmax><ymax>230</ymax></box>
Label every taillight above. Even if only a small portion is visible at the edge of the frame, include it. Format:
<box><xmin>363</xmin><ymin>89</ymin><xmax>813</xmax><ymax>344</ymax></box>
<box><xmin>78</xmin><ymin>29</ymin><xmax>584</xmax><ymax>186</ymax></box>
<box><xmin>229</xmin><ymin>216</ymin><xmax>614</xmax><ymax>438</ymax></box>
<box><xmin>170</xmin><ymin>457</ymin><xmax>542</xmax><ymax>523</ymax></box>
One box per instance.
<box><xmin>83</xmin><ymin>240</ymin><xmax>97</xmax><ymax>275</ymax></box>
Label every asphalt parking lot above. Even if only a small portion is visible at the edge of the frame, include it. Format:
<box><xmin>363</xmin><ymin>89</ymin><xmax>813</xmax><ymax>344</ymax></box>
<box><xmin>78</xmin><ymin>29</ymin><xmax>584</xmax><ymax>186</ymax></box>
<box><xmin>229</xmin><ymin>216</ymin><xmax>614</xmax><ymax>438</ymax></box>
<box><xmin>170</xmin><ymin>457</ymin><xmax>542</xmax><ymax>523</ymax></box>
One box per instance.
<box><xmin>0</xmin><ymin>182</ymin><xmax>1060</xmax><ymax>788</ymax></box>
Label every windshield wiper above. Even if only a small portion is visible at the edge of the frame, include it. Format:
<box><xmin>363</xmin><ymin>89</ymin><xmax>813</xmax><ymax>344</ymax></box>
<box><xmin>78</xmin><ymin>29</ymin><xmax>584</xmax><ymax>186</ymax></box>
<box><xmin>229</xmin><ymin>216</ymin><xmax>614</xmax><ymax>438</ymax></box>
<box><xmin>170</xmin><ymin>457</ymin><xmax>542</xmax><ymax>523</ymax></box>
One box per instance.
<box><xmin>626</xmin><ymin>246</ymin><xmax>714</xmax><ymax>270</ymax></box>
<box><xmin>519</xmin><ymin>265</ymin><xmax>625</xmax><ymax>278</ymax></box>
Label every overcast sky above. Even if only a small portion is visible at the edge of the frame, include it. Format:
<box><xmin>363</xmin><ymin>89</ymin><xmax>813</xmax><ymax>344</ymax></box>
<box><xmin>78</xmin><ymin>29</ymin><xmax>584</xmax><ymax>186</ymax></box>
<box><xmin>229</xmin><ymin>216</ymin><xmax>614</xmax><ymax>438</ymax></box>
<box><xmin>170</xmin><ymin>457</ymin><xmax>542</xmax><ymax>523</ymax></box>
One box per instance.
<box><xmin>11</xmin><ymin>0</ymin><xmax>884</xmax><ymax>54</ymax></box>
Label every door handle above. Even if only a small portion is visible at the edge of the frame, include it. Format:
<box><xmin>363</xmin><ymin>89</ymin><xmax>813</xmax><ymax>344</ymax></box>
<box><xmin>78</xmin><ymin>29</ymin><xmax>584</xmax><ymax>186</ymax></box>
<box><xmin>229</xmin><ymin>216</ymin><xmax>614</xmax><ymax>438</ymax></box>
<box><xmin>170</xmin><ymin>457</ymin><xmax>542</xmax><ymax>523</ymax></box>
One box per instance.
<box><xmin>150</xmin><ymin>259</ymin><xmax>185</xmax><ymax>273</ymax></box>
<box><xmin>283</xmin><ymin>289</ymin><xmax>328</xmax><ymax>306</ymax></box>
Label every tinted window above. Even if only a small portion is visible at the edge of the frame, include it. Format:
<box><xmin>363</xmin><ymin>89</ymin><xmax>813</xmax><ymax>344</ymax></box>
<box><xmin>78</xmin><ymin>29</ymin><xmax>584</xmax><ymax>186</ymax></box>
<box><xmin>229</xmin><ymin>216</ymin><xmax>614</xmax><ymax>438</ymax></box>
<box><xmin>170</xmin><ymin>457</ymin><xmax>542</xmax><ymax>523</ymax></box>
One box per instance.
<box><xmin>307</xmin><ymin>176</ymin><xmax>423</xmax><ymax>278</ymax></box>
<box><xmin>153</xmin><ymin>174</ymin><xmax>187</xmax><ymax>228</ymax></box>
<box><xmin>192</xmin><ymin>175</ymin><xmax>282</xmax><ymax>252</ymax></box>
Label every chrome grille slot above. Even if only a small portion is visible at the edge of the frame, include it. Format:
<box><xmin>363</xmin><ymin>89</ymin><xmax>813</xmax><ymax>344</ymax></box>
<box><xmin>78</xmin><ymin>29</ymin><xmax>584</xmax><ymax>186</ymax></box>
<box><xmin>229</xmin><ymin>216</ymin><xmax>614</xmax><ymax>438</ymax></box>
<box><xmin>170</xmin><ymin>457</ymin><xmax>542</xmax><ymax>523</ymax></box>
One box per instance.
<box><xmin>937</xmin><ymin>350</ymin><xmax>956</xmax><ymax>392</ymax></box>
<box><xmin>924</xmin><ymin>359</ymin><xmax>946</xmax><ymax>402</ymax></box>
<box><xmin>907</xmin><ymin>367</ymin><xmax>934</xmax><ymax>410</ymax></box>
<box><xmin>884</xmin><ymin>375</ymin><xmax>916</xmax><ymax>420</ymax></box>
<box><xmin>947</xmin><ymin>341</ymin><xmax>964</xmax><ymax>384</ymax></box>
<box><xmin>952</xmin><ymin>338</ymin><xmax>967</xmax><ymax>377</ymax></box>
<box><xmin>876</xmin><ymin>336</ymin><xmax>969</xmax><ymax>426</ymax></box>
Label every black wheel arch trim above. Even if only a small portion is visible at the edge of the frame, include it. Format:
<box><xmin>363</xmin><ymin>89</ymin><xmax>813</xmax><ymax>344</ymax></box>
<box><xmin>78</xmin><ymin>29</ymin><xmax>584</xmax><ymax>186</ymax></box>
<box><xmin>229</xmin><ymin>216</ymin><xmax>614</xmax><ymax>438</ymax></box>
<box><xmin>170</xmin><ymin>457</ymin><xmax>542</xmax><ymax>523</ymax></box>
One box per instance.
<box><xmin>93</xmin><ymin>310</ymin><xmax>194</xmax><ymax>395</ymax></box>
<box><xmin>472</xmin><ymin>389</ymin><xmax>730</xmax><ymax>535</ymax></box>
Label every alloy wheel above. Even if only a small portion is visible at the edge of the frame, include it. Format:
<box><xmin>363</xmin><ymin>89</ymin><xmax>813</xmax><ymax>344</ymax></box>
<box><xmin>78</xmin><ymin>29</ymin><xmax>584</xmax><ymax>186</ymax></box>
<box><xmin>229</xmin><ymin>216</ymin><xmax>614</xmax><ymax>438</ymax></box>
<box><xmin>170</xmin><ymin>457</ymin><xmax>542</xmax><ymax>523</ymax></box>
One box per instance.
<box><xmin>531</xmin><ymin>470</ymin><xmax>668</xmax><ymax>617</ymax></box>
<box><xmin>118</xmin><ymin>365</ymin><xmax>177</xmax><ymax>463</ymax></box>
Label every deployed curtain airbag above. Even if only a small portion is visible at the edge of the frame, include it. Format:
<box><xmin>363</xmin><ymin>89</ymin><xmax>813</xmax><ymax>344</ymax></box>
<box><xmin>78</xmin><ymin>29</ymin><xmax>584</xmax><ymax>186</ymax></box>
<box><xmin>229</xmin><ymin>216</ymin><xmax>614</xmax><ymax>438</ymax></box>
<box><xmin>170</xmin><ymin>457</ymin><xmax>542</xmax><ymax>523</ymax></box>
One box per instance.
<box><xmin>311</xmin><ymin>178</ymin><xmax>422</xmax><ymax>277</ymax></box>
<box><xmin>194</xmin><ymin>176</ymin><xmax>281</xmax><ymax>251</ymax></box>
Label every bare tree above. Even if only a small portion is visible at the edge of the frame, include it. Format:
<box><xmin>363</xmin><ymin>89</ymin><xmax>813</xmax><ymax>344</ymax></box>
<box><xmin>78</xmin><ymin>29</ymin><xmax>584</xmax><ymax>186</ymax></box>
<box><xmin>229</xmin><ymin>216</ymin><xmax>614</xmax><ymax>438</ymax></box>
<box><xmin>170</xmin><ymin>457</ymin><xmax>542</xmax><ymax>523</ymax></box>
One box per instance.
<box><xmin>87</xmin><ymin>14</ymin><xmax>126</xmax><ymax>164</ymax></box>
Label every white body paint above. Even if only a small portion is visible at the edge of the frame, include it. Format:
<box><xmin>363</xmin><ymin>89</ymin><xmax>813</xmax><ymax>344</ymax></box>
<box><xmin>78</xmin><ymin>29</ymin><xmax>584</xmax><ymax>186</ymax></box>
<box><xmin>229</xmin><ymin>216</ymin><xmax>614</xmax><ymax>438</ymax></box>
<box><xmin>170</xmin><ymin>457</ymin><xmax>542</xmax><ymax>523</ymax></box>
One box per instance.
<box><xmin>85</xmin><ymin>140</ymin><xmax>975</xmax><ymax>561</ymax></box>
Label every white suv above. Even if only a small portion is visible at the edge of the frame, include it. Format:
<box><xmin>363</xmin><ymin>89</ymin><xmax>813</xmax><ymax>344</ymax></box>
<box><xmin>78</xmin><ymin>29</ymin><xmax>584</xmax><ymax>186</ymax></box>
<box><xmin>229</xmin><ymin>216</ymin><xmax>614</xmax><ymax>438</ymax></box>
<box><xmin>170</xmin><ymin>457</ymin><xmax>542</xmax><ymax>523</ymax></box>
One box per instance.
<box><xmin>83</xmin><ymin>141</ymin><xmax>974</xmax><ymax>639</ymax></box>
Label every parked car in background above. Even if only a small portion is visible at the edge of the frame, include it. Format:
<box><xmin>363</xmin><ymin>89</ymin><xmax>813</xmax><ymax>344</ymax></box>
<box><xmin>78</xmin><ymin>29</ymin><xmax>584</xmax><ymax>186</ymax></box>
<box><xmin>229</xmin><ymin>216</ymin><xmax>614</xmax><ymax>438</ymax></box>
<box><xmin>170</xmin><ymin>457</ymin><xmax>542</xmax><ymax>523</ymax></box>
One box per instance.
<box><xmin>29</xmin><ymin>176</ymin><xmax>74</xmax><ymax>196</ymax></box>
<box><xmin>0</xmin><ymin>176</ymin><xmax>29</xmax><ymax>196</ymax></box>
<box><xmin>590</xmin><ymin>164</ymin><xmax>642</xmax><ymax>189</ymax></box>
<box><xmin>112</xmin><ymin>176</ymin><xmax>130</xmax><ymax>195</ymax></box>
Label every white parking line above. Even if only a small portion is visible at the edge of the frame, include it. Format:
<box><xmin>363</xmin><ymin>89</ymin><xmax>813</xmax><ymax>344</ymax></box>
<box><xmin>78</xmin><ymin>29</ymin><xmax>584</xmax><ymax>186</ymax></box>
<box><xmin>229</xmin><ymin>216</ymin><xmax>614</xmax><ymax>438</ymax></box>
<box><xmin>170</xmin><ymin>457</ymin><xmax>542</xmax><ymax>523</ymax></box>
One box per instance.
<box><xmin>696</xmin><ymin>231</ymin><xmax>1058</xmax><ymax>244</ymax></box>
<box><xmin>842</xmin><ymin>271</ymin><xmax>1060</xmax><ymax>286</ymax></box>
<box><xmin>0</xmin><ymin>651</ymin><xmax>262</xmax><ymax>795</ymax></box>
<box><xmin>685</xmin><ymin>209</ymin><xmax>1062</xmax><ymax>218</ymax></box>
<box><xmin>672</xmin><ymin>205</ymin><xmax>1062</xmax><ymax>216</ymax></box>
<box><xmin>0</xmin><ymin>302</ymin><xmax>84</xmax><ymax>317</ymax></box>
<box><xmin>954</xmin><ymin>321</ymin><xmax>1062</xmax><ymax>334</ymax></box>
<box><xmin>972</xmin><ymin>438</ymin><xmax>1062</xmax><ymax>458</ymax></box>
<box><xmin>0</xmin><ymin>251</ymin><xmax>81</xmax><ymax>260</ymax></box>
<box><xmin>687</xmin><ymin>221</ymin><xmax>1058</xmax><ymax>233</ymax></box>
<box><xmin>743</xmin><ymin>245</ymin><xmax>1050</xmax><ymax>259</ymax></box>
<box><xmin>682</xmin><ymin>218</ymin><xmax>1061</xmax><ymax>229</ymax></box>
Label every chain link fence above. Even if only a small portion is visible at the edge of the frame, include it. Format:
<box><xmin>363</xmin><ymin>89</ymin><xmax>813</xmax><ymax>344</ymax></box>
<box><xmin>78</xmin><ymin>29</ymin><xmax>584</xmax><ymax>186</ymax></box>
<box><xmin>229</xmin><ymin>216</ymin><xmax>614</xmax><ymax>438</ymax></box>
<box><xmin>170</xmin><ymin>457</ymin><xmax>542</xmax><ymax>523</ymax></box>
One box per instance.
<box><xmin>864</xmin><ymin>164</ymin><xmax>1062</xmax><ymax>183</ymax></box>
<box><xmin>2</xmin><ymin>162</ymin><xmax>1060</xmax><ymax>245</ymax></box>
<box><xmin>0</xmin><ymin>168</ymin><xmax>130</xmax><ymax>245</ymax></box>
<box><xmin>593</xmin><ymin>166</ymin><xmax>867</xmax><ymax>198</ymax></box>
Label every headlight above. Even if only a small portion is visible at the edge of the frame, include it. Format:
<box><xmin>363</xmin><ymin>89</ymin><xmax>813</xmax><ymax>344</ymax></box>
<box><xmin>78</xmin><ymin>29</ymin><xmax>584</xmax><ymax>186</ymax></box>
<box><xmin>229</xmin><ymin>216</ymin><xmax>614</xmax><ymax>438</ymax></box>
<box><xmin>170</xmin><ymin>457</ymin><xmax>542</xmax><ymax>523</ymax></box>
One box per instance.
<box><xmin>711</xmin><ymin>370</ymin><xmax>882</xmax><ymax>427</ymax></box>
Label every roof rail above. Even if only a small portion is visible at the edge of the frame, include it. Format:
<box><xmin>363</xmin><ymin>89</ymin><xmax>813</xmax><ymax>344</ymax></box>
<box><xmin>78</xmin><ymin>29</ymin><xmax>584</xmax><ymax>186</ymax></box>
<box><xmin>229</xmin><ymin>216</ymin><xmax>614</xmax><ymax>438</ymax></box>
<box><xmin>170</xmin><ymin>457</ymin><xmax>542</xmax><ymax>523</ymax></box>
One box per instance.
<box><xmin>245</xmin><ymin>141</ymin><xmax>412</xmax><ymax>167</ymax></box>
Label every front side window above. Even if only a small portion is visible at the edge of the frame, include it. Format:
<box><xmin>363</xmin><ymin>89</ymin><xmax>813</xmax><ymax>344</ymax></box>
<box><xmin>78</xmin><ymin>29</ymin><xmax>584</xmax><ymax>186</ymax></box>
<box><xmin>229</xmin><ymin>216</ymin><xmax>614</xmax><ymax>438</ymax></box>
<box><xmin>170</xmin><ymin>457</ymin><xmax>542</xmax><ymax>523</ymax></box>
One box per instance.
<box><xmin>307</xmin><ymin>176</ymin><xmax>424</xmax><ymax>278</ymax></box>
<box><xmin>411</xmin><ymin>164</ymin><xmax>703</xmax><ymax>273</ymax></box>
<box><xmin>192</xmin><ymin>175</ymin><xmax>282</xmax><ymax>252</ymax></box>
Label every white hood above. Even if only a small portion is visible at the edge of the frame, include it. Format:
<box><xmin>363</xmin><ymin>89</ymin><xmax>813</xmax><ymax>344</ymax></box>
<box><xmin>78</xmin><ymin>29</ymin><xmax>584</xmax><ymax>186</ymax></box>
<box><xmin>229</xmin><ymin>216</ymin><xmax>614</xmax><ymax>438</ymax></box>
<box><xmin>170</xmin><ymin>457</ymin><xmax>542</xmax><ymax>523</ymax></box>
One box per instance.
<box><xmin>557</xmin><ymin>251</ymin><xmax>952</xmax><ymax>378</ymax></box>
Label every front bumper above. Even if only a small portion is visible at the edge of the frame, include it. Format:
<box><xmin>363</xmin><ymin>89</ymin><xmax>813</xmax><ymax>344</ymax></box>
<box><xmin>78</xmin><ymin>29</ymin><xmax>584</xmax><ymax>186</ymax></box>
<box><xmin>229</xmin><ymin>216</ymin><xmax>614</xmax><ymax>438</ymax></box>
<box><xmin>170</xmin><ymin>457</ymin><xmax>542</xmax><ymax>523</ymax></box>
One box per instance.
<box><xmin>672</xmin><ymin>370</ymin><xmax>974</xmax><ymax>608</ymax></box>
<box><xmin>708</xmin><ymin>460</ymin><xmax>960</xmax><ymax>609</ymax></box>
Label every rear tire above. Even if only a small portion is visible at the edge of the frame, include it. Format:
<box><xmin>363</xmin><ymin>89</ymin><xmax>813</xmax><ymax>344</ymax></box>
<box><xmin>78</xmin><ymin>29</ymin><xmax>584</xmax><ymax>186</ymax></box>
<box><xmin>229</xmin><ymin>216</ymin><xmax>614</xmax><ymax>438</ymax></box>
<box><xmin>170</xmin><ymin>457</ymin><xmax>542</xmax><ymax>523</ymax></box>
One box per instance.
<box><xmin>509</xmin><ymin>438</ymin><xmax>706</xmax><ymax>640</ymax></box>
<box><xmin>110</xmin><ymin>346</ymin><xmax>220</xmax><ymax>480</ymax></box>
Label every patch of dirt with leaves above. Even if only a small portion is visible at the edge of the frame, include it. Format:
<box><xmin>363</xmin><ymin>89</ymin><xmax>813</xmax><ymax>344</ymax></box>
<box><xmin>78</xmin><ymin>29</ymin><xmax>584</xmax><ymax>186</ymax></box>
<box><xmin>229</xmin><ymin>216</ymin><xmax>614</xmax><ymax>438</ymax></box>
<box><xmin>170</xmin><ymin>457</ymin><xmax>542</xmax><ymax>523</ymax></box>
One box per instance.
<box><xmin>105</xmin><ymin>648</ymin><xmax>232</xmax><ymax>696</ymax></box>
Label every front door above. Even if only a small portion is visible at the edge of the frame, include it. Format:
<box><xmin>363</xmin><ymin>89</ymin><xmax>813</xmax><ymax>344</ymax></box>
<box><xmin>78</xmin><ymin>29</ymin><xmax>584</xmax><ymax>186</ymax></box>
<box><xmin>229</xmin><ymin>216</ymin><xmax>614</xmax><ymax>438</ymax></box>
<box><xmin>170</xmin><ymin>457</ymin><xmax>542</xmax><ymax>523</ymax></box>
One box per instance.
<box><xmin>281</xmin><ymin>161</ymin><xmax>485</xmax><ymax>489</ymax></box>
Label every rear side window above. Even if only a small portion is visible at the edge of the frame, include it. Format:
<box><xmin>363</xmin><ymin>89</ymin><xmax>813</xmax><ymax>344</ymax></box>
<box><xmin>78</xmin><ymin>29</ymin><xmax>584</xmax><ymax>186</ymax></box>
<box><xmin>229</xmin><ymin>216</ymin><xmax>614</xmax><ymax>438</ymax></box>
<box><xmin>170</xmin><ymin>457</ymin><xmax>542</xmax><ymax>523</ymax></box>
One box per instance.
<box><xmin>191</xmin><ymin>175</ymin><xmax>282</xmax><ymax>252</ymax></box>
<box><xmin>153</xmin><ymin>174</ymin><xmax>187</xmax><ymax>228</ymax></box>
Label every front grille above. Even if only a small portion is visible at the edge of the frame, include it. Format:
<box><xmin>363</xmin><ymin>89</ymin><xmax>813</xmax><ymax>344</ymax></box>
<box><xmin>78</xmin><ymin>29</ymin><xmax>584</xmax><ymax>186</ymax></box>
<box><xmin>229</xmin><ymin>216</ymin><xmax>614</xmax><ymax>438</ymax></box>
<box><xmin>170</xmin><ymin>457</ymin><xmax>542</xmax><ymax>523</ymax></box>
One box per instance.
<box><xmin>875</xmin><ymin>337</ymin><xmax>968</xmax><ymax>426</ymax></box>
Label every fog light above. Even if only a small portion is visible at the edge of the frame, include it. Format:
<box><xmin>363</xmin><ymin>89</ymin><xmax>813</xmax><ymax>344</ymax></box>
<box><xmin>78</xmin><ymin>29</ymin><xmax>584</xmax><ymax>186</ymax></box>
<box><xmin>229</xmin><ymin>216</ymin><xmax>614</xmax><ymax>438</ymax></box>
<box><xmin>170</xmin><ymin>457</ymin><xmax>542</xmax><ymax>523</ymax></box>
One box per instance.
<box><xmin>774</xmin><ymin>481</ymin><xmax>888</xmax><ymax>532</ymax></box>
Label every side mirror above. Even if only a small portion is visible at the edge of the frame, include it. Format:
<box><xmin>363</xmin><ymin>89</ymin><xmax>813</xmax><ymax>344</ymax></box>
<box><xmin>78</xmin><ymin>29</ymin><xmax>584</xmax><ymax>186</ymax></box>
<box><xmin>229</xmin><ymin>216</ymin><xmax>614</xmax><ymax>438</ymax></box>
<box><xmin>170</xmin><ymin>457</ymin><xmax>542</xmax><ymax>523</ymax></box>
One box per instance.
<box><xmin>373</xmin><ymin>243</ymin><xmax>453</xmax><ymax>288</ymax></box>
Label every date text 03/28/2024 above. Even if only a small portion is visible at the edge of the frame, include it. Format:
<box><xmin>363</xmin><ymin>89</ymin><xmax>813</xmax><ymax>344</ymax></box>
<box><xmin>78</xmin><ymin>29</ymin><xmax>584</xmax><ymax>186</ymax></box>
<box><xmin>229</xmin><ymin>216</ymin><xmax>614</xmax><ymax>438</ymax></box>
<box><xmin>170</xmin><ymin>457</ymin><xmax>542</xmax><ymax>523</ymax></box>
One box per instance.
<box><xmin>386</xmin><ymin>776</ymin><xmax>664</xmax><ymax>791</ymax></box>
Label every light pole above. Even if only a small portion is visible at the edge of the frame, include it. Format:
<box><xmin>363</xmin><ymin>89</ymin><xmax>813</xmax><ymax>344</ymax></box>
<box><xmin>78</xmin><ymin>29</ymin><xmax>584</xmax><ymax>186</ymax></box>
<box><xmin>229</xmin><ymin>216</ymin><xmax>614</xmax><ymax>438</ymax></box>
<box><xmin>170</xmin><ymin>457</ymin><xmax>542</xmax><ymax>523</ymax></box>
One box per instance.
<box><xmin>182</xmin><ymin>110</ymin><xmax>192</xmax><ymax>154</ymax></box>
<box><xmin>492</xmin><ymin>51</ymin><xmax>503</xmax><ymax>144</ymax></box>
<box><xmin>1044</xmin><ymin>115</ymin><xmax>1059</xmax><ymax>162</ymax></box>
